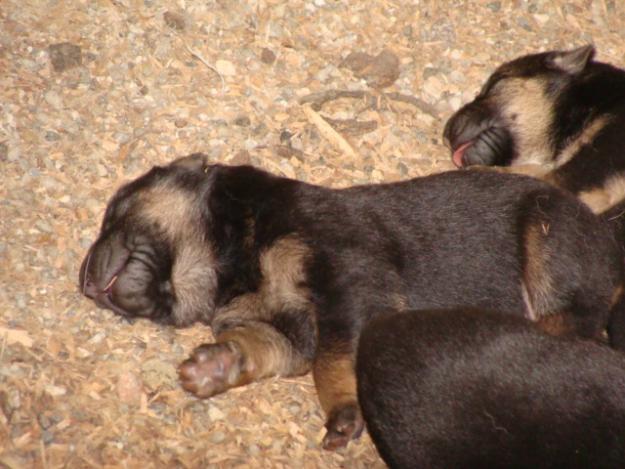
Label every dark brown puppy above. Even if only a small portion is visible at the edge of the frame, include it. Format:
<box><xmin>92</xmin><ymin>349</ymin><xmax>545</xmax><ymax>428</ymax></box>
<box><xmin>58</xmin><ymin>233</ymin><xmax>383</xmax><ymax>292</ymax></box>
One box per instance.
<box><xmin>79</xmin><ymin>154</ymin><xmax>625</xmax><ymax>449</ymax></box>
<box><xmin>443</xmin><ymin>45</ymin><xmax>625</xmax><ymax>214</ymax></box>
<box><xmin>357</xmin><ymin>309</ymin><xmax>625</xmax><ymax>469</ymax></box>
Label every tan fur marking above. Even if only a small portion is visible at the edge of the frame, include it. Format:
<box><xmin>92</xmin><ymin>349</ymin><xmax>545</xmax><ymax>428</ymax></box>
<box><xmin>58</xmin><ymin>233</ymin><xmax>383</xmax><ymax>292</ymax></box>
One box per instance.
<box><xmin>138</xmin><ymin>181</ymin><xmax>218</xmax><ymax>325</ymax></box>
<box><xmin>212</xmin><ymin>235</ymin><xmax>315</xmax><ymax>327</ymax></box>
<box><xmin>498</xmin><ymin>78</ymin><xmax>554</xmax><ymax>165</ymax></box>
<box><xmin>522</xmin><ymin>221</ymin><xmax>554</xmax><ymax>320</ymax></box>
<box><xmin>389</xmin><ymin>293</ymin><xmax>408</xmax><ymax>311</ymax></box>
<box><xmin>579</xmin><ymin>172</ymin><xmax>625</xmax><ymax>213</ymax></box>
<box><xmin>139</xmin><ymin>182</ymin><xmax>203</xmax><ymax>242</ymax></box>
<box><xmin>171</xmin><ymin>243</ymin><xmax>218</xmax><ymax>325</ymax></box>
<box><xmin>473</xmin><ymin>164</ymin><xmax>553</xmax><ymax>180</ymax></box>
<box><xmin>259</xmin><ymin>236</ymin><xmax>312</xmax><ymax>312</ymax></box>
<box><xmin>313</xmin><ymin>353</ymin><xmax>357</xmax><ymax>414</ymax></box>
<box><xmin>213</xmin><ymin>293</ymin><xmax>268</xmax><ymax>326</ymax></box>
<box><xmin>556</xmin><ymin>115</ymin><xmax>611</xmax><ymax>166</ymax></box>
<box><xmin>535</xmin><ymin>313</ymin><xmax>575</xmax><ymax>336</ymax></box>
<box><xmin>218</xmin><ymin>323</ymin><xmax>310</xmax><ymax>383</ymax></box>
<box><xmin>610</xmin><ymin>284</ymin><xmax>625</xmax><ymax>310</ymax></box>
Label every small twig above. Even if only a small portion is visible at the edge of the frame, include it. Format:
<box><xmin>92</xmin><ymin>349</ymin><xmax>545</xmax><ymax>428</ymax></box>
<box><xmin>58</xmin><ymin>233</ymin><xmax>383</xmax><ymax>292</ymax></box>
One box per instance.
<box><xmin>299</xmin><ymin>89</ymin><xmax>440</xmax><ymax>119</ymax></box>
<box><xmin>384</xmin><ymin>91</ymin><xmax>440</xmax><ymax>118</ymax></box>
<box><xmin>322</xmin><ymin>117</ymin><xmax>378</xmax><ymax>136</ymax></box>
<box><xmin>0</xmin><ymin>332</ymin><xmax>7</xmax><ymax>362</ymax></box>
<box><xmin>170</xmin><ymin>30</ymin><xmax>225</xmax><ymax>91</ymax></box>
<box><xmin>299</xmin><ymin>90</ymin><xmax>370</xmax><ymax>110</ymax></box>
<box><xmin>302</xmin><ymin>105</ymin><xmax>358</xmax><ymax>159</ymax></box>
<box><xmin>40</xmin><ymin>438</ymin><xmax>48</xmax><ymax>469</ymax></box>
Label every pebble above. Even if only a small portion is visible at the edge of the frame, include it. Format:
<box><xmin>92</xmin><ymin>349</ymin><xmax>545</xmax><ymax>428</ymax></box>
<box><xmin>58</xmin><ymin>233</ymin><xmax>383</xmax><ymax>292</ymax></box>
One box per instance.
<box><xmin>517</xmin><ymin>17</ymin><xmax>533</xmax><ymax>31</ymax></box>
<box><xmin>44</xmin><ymin>91</ymin><xmax>63</xmax><ymax>110</ymax></box>
<box><xmin>215</xmin><ymin>59</ymin><xmax>237</xmax><ymax>77</ymax></box>
<box><xmin>260</xmin><ymin>48</ymin><xmax>276</xmax><ymax>65</ymax></box>
<box><xmin>163</xmin><ymin>11</ymin><xmax>186</xmax><ymax>31</ymax></box>
<box><xmin>140</xmin><ymin>358</ymin><xmax>177</xmax><ymax>391</ymax></box>
<box><xmin>0</xmin><ymin>142</ymin><xmax>7</xmax><ymax>161</ymax></box>
<box><xmin>487</xmin><ymin>1</ymin><xmax>501</xmax><ymax>12</ymax></box>
<box><xmin>48</xmin><ymin>42</ymin><xmax>82</xmax><ymax>72</ymax></box>
<box><xmin>208</xmin><ymin>405</ymin><xmax>225</xmax><ymax>421</ymax></box>
<box><xmin>44</xmin><ymin>384</ymin><xmax>67</xmax><ymax>397</ymax></box>
<box><xmin>210</xmin><ymin>431</ymin><xmax>226</xmax><ymax>444</ymax></box>
<box><xmin>116</xmin><ymin>371</ymin><xmax>143</xmax><ymax>406</ymax></box>
<box><xmin>233</xmin><ymin>115</ymin><xmax>251</xmax><ymax>127</ymax></box>
<box><xmin>340</xmin><ymin>49</ymin><xmax>400</xmax><ymax>88</ymax></box>
<box><xmin>45</xmin><ymin>131</ymin><xmax>61</xmax><ymax>142</ymax></box>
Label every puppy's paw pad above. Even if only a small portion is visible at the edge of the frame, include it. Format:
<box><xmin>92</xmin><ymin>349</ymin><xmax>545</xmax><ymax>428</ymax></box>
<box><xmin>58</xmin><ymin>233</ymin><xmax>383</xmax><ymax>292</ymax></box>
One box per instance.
<box><xmin>178</xmin><ymin>342</ymin><xmax>241</xmax><ymax>398</ymax></box>
<box><xmin>322</xmin><ymin>403</ymin><xmax>364</xmax><ymax>451</ymax></box>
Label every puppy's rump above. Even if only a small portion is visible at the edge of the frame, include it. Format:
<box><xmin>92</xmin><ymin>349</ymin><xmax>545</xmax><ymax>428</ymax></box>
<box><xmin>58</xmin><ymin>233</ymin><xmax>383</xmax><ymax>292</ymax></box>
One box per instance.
<box><xmin>356</xmin><ymin>310</ymin><xmax>625</xmax><ymax>469</ymax></box>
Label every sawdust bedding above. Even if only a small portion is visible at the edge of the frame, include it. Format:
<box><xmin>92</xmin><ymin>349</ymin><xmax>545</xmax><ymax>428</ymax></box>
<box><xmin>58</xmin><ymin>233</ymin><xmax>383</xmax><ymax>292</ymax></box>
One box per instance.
<box><xmin>2</xmin><ymin>0</ymin><xmax>625</xmax><ymax>467</ymax></box>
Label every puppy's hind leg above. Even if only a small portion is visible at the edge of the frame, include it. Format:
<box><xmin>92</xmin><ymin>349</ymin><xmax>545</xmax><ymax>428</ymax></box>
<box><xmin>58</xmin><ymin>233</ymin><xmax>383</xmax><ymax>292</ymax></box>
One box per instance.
<box><xmin>521</xmin><ymin>194</ymin><xmax>615</xmax><ymax>342</ymax></box>
<box><xmin>313</xmin><ymin>341</ymin><xmax>364</xmax><ymax>451</ymax></box>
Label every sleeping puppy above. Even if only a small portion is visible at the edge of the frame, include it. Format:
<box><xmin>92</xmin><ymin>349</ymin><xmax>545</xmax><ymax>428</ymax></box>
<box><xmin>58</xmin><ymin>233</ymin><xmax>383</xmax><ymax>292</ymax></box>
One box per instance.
<box><xmin>79</xmin><ymin>154</ymin><xmax>625</xmax><ymax>450</ymax></box>
<box><xmin>357</xmin><ymin>309</ymin><xmax>625</xmax><ymax>469</ymax></box>
<box><xmin>443</xmin><ymin>45</ymin><xmax>625</xmax><ymax>214</ymax></box>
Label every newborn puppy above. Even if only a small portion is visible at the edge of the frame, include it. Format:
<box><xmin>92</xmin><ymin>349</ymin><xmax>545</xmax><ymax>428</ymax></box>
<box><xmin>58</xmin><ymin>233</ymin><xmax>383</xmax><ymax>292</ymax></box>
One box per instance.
<box><xmin>444</xmin><ymin>45</ymin><xmax>625</xmax><ymax>214</ymax></box>
<box><xmin>80</xmin><ymin>154</ymin><xmax>625</xmax><ymax>449</ymax></box>
<box><xmin>357</xmin><ymin>309</ymin><xmax>625</xmax><ymax>469</ymax></box>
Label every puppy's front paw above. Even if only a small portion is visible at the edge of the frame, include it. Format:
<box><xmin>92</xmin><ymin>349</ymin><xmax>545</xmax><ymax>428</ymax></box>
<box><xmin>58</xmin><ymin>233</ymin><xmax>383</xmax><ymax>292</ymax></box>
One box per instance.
<box><xmin>178</xmin><ymin>342</ymin><xmax>242</xmax><ymax>398</ymax></box>
<box><xmin>322</xmin><ymin>402</ymin><xmax>364</xmax><ymax>451</ymax></box>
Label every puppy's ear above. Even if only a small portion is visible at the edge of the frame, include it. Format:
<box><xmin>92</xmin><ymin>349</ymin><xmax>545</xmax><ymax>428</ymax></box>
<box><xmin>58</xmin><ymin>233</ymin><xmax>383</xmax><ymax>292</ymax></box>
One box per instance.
<box><xmin>547</xmin><ymin>45</ymin><xmax>595</xmax><ymax>75</ymax></box>
<box><xmin>169</xmin><ymin>153</ymin><xmax>210</xmax><ymax>172</ymax></box>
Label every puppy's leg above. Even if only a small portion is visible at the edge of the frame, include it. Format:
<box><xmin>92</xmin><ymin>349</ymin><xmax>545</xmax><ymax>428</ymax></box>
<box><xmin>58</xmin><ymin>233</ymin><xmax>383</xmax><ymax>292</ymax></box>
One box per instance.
<box><xmin>313</xmin><ymin>344</ymin><xmax>363</xmax><ymax>450</ymax></box>
<box><xmin>179</xmin><ymin>321</ymin><xmax>311</xmax><ymax>398</ymax></box>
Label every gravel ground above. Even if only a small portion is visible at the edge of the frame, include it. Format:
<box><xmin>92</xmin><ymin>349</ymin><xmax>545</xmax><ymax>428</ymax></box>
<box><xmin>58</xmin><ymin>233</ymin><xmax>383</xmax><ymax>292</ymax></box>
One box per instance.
<box><xmin>2</xmin><ymin>1</ymin><xmax>625</xmax><ymax>467</ymax></box>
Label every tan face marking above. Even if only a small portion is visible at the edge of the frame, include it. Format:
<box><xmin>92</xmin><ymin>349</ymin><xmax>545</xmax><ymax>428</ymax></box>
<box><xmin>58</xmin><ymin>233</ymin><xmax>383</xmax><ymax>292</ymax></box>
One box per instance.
<box><xmin>138</xmin><ymin>183</ymin><xmax>203</xmax><ymax>242</ymax></box>
<box><xmin>171</xmin><ymin>243</ymin><xmax>218</xmax><ymax>325</ymax></box>
<box><xmin>495</xmin><ymin>77</ymin><xmax>554</xmax><ymax>165</ymax></box>
<box><xmin>136</xmin><ymin>180</ymin><xmax>218</xmax><ymax>325</ymax></box>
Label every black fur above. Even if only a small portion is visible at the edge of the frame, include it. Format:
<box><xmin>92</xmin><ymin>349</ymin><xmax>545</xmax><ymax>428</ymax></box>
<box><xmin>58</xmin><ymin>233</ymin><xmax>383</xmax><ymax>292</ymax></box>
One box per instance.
<box><xmin>357</xmin><ymin>309</ymin><xmax>625</xmax><ymax>469</ymax></box>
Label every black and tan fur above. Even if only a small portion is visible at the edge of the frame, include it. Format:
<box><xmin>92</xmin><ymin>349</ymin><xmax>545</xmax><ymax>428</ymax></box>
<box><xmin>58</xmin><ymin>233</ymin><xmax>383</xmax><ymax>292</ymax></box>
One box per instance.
<box><xmin>80</xmin><ymin>154</ymin><xmax>625</xmax><ymax>449</ymax></box>
<box><xmin>357</xmin><ymin>309</ymin><xmax>625</xmax><ymax>469</ymax></box>
<box><xmin>443</xmin><ymin>45</ymin><xmax>625</xmax><ymax>214</ymax></box>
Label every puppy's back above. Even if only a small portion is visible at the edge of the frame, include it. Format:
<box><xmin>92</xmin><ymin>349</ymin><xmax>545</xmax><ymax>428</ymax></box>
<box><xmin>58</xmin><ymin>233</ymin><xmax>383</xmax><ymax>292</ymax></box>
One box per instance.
<box><xmin>356</xmin><ymin>310</ymin><xmax>625</xmax><ymax>469</ymax></box>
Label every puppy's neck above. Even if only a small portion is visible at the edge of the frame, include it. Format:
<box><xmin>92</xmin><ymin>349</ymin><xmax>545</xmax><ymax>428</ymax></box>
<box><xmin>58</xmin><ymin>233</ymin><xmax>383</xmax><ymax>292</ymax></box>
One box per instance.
<box><xmin>553</xmin><ymin>62</ymin><xmax>625</xmax><ymax>153</ymax></box>
<box><xmin>208</xmin><ymin>165</ymin><xmax>300</xmax><ymax>306</ymax></box>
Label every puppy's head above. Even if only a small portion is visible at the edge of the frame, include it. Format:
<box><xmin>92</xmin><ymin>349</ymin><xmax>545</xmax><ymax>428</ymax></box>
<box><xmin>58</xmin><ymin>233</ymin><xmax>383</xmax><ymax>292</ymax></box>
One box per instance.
<box><xmin>79</xmin><ymin>154</ymin><xmax>220</xmax><ymax>326</ymax></box>
<box><xmin>443</xmin><ymin>45</ymin><xmax>595</xmax><ymax>168</ymax></box>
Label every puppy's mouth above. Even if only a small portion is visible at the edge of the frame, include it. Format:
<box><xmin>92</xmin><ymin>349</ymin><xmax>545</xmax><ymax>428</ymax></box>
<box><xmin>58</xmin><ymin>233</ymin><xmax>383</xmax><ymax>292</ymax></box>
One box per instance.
<box><xmin>451</xmin><ymin>141</ymin><xmax>473</xmax><ymax>168</ymax></box>
<box><xmin>449</xmin><ymin>125</ymin><xmax>513</xmax><ymax>168</ymax></box>
<box><xmin>80</xmin><ymin>249</ymin><xmax>133</xmax><ymax>318</ymax></box>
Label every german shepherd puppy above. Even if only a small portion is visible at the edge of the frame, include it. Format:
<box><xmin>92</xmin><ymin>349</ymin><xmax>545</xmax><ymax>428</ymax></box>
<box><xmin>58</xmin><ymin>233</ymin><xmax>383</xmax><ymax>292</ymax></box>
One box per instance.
<box><xmin>79</xmin><ymin>154</ymin><xmax>625</xmax><ymax>449</ymax></box>
<box><xmin>443</xmin><ymin>45</ymin><xmax>625</xmax><ymax>214</ymax></box>
<box><xmin>357</xmin><ymin>309</ymin><xmax>625</xmax><ymax>469</ymax></box>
